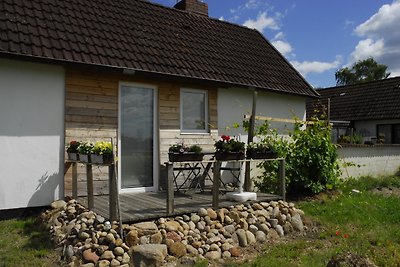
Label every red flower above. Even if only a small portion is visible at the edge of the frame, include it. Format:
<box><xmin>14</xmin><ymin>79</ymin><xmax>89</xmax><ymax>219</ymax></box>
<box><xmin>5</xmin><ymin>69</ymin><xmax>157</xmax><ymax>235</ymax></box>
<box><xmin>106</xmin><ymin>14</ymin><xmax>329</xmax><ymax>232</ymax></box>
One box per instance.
<box><xmin>221</xmin><ymin>135</ymin><xmax>231</xmax><ymax>141</ymax></box>
<box><xmin>343</xmin><ymin>233</ymin><xmax>349</xmax><ymax>239</ymax></box>
<box><xmin>335</xmin><ymin>230</ymin><xmax>341</xmax><ymax>236</ymax></box>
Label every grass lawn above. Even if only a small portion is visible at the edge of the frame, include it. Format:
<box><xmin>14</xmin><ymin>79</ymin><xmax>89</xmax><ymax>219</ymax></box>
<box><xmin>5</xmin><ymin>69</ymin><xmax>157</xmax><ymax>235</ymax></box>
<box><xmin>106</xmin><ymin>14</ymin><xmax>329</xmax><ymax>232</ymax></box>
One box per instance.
<box><xmin>0</xmin><ymin>216</ymin><xmax>60</xmax><ymax>267</ymax></box>
<box><xmin>226</xmin><ymin>176</ymin><xmax>400</xmax><ymax>267</ymax></box>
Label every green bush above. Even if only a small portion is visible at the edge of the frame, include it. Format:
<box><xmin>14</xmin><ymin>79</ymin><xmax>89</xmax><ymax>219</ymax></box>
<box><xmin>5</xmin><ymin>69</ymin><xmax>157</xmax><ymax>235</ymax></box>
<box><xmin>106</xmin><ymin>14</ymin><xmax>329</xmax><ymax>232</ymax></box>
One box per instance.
<box><xmin>255</xmin><ymin>118</ymin><xmax>341</xmax><ymax>196</ymax></box>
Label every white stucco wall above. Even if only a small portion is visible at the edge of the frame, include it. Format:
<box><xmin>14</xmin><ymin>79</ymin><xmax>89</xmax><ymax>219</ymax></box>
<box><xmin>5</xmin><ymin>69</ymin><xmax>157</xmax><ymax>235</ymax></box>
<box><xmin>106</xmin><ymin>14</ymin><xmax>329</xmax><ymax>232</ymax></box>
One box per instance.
<box><xmin>338</xmin><ymin>145</ymin><xmax>400</xmax><ymax>178</ymax></box>
<box><xmin>0</xmin><ymin>59</ymin><xmax>65</xmax><ymax>210</ymax></box>
<box><xmin>218</xmin><ymin>87</ymin><xmax>307</xmax><ymax>139</ymax></box>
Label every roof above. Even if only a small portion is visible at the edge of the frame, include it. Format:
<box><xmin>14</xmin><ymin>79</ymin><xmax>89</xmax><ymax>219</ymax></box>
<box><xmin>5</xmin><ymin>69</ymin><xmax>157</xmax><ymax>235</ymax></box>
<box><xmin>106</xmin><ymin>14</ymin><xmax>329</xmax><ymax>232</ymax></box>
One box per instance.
<box><xmin>307</xmin><ymin>77</ymin><xmax>400</xmax><ymax>121</ymax></box>
<box><xmin>0</xmin><ymin>0</ymin><xmax>318</xmax><ymax>97</ymax></box>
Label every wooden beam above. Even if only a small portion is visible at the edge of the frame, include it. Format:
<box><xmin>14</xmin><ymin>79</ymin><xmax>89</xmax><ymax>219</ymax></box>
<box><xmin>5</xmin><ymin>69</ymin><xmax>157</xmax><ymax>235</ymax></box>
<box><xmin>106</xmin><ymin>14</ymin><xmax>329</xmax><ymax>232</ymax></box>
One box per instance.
<box><xmin>109</xmin><ymin>164</ymin><xmax>117</xmax><ymax>221</ymax></box>
<box><xmin>243</xmin><ymin>115</ymin><xmax>313</xmax><ymax>124</ymax></box>
<box><xmin>166</xmin><ymin>163</ymin><xmax>174</xmax><ymax>215</ymax></box>
<box><xmin>72</xmin><ymin>162</ymin><xmax>78</xmax><ymax>199</ymax></box>
<box><xmin>212</xmin><ymin>161</ymin><xmax>221</xmax><ymax>209</ymax></box>
<box><xmin>245</xmin><ymin>89</ymin><xmax>257</xmax><ymax>191</ymax></box>
<box><xmin>278</xmin><ymin>159</ymin><xmax>286</xmax><ymax>201</ymax></box>
<box><xmin>86</xmin><ymin>165</ymin><xmax>94</xmax><ymax>210</ymax></box>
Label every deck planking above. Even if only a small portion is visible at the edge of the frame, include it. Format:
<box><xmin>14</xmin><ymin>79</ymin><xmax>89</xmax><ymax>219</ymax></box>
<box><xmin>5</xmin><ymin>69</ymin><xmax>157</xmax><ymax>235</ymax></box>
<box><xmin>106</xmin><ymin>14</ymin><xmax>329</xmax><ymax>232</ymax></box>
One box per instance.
<box><xmin>77</xmin><ymin>191</ymin><xmax>281</xmax><ymax>223</ymax></box>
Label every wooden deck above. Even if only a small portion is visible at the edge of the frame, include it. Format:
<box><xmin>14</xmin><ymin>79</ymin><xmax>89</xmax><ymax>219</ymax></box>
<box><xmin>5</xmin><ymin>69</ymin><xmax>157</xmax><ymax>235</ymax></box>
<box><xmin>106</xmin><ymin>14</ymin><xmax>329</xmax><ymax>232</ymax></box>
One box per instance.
<box><xmin>77</xmin><ymin>191</ymin><xmax>281</xmax><ymax>223</ymax></box>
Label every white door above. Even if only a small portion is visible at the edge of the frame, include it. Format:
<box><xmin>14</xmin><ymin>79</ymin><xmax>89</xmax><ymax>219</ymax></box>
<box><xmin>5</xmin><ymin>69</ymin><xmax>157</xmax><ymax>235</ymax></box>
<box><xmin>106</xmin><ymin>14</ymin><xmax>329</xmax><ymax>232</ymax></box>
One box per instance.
<box><xmin>119</xmin><ymin>83</ymin><xmax>157</xmax><ymax>192</ymax></box>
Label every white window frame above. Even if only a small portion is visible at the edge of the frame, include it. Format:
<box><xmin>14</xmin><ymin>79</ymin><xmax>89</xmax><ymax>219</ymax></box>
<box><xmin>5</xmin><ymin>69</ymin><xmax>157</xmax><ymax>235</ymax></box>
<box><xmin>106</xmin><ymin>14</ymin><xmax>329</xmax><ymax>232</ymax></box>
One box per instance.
<box><xmin>180</xmin><ymin>88</ymin><xmax>209</xmax><ymax>134</ymax></box>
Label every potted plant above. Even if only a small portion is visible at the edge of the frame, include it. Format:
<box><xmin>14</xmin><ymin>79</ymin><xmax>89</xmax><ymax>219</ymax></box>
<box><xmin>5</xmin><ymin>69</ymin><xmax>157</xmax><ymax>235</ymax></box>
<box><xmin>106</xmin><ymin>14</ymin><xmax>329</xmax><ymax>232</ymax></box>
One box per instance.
<box><xmin>77</xmin><ymin>142</ymin><xmax>94</xmax><ymax>163</ymax></box>
<box><xmin>246</xmin><ymin>142</ymin><xmax>277</xmax><ymax>159</ymax></box>
<box><xmin>91</xmin><ymin>141</ymin><xmax>114</xmax><ymax>164</ymax></box>
<box><xmin>214</xmin><ymin>135</ymin><xmax>245</xmax><ymax>161</ymax></box>
<box><xmin>168</xmin><ymin>143</ymin><xmax>204</xmax><ymax>162</ymax></box>
<box><xmin>66</xmin><ymin>141</ymin><xmax>80</xmax><ymax>161</ymax></box>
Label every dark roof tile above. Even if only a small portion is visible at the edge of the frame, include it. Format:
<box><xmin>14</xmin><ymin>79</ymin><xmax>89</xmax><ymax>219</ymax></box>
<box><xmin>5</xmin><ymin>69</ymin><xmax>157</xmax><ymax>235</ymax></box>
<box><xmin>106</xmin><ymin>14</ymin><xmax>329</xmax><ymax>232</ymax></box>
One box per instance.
<box><xmin>307</xmin><ymin>77</ymin><xmax>400</xmax><ymax>120</ymax></box>
<box><xmin>0</xmin><ymin>0</ymin><xmax>317</xmax><ymax>97</ymax></box>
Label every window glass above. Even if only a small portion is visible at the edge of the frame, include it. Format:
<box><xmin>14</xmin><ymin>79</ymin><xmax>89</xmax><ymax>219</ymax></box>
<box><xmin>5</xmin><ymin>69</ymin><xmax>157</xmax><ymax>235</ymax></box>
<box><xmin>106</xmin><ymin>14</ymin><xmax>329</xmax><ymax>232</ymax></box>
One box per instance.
<box><xmin>181</xmin><ymin>89</ymin><xmax>208</xmax><ymax>132</ymax></box>
<box><xmin>393</xmin><ymin>124</ymin><xmax>400</xmax><ymax>144</ymax></box>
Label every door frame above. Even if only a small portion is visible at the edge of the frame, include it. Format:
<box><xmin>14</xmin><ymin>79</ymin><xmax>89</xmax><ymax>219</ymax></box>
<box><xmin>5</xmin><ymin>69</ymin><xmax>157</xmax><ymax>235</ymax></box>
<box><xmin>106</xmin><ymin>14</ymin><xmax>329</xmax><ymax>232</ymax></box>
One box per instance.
<box><xmin>118</xmin><ymin>81</ymin><xmax>159</xmax><ymax>193</ymax></box>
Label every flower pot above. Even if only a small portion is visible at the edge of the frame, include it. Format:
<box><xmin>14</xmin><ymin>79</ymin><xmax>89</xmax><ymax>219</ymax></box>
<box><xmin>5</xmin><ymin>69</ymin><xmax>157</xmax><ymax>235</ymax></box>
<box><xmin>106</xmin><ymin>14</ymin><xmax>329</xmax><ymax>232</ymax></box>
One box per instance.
<box><xmin>215</xmin><ymin>151</ymin><xmax>245</xmax><ymax>161</ymax></box>
<box><xmin>67</xmin><ymin>152</ymin><xmax>79</xmax><ymax>161</ymax></box>
<box><xmin>79</xmin><ymin>154</ymin><xmax>91</xmax><ymax>163</ymax></box>
<box><xmin>90</xmin><ymin>154</ymin><xmax>113</xmax><ymax>164</ymax></box>
<box><xmin>168</xmin><ymin>152</ymin><xmax>204</xmax><ymax>162</ymax></box>
<box><xmin>246</xmin><ymin>150</ymin><xmax>277</xmax><ymax>159</ymax></box>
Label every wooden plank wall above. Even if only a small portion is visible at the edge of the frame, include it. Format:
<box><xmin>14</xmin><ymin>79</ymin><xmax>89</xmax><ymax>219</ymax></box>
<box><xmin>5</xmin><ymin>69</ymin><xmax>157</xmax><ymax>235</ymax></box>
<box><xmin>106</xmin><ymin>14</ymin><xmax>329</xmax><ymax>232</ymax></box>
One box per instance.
<box><xmin>64</xmin><ymin>69</ymin><xmax>218</xmax><ymax>196</ymax></box>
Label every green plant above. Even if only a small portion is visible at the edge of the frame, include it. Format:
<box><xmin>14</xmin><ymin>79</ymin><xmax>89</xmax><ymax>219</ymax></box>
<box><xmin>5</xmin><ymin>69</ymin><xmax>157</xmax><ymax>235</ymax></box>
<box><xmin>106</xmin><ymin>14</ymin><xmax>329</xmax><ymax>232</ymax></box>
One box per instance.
<box><xmin>92</xmin><ymin>141</ymin><xmax>113</xmax><ymax>156</ymax></box>
<box><xmin>247</xmin><ymin>141</ymin><xmax>275</xmax><ymax>153</ymax></box>
<box><xmin>169</xmin><ymin>143</ymin><xmax>203</xmax><ymax>154</ymax></box>
<box><xmin>214</xmin><ymin>135</ymin><xmax>245</xmax><ymax>153</ymax></box>
<box><xmin>77</xmin><ymin>142</ymin><xmax>94</xmax><ymax>155</ymax></box>
<box><xmin>66</xmin><ymin>140</ymin><xmax>80</xmax><ymax>153</ymax></box>
<box><xmin>255</xmin><ymin>118</ymin><xmax>341</xmax><ymax>196</ymax></box>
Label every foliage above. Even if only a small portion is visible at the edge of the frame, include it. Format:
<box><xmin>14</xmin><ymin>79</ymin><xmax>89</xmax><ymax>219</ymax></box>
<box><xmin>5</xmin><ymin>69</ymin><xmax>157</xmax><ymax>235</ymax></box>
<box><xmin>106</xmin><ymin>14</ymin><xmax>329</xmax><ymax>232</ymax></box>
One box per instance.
<box><xmin>92</xmin><ymin>141</ymin><xmax>113</xmax><ymax>156</ymax></box>
<box><xmin>66</xmin><ymin>141</ymin><xmax>80</xmax><ymax>153</ymax></box>
<box><xmin>77</xmin><ymin>142</ymin><xmax>94</xmax><ymax>155</ymax></box>
<box><xmin>338</xmin><ymin>132</ymin><xmax>362</xmax><ymax>144</ymax></box>
<box><xmin>169</xmin><ymin>143</ymin><xmax>203</xmax><ymax>154</ymax></box>
<box><xmin>214</xmin><ymin>135</ymin><xmax>245</xmax><ymax>153</ymax></box>
<box><xmin>247</xmin><ymin>141</ymin><xmax>275</xmax><ymax>153</ymax></box>
<box><xmin>228</xmin><ymin>177</ymin><xmax>400</xmax><ymax>267</ymax></box>
<box><xmin>335</xmin><ymin>57</ymin><xmax>390</xmax><ymax>85</ymax></box>
<box><xmin>255</xmin><ymin>118</ymin><xmax>341</xmax><ymax>196</ymax></box>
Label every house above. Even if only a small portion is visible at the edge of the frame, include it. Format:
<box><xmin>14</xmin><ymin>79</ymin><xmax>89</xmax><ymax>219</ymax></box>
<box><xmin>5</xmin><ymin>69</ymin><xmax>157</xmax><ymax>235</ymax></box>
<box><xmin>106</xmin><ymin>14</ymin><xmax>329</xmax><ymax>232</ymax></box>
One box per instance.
<box><xmin>0</xmin><ymin>0</ymin><xmax>318</xmax><ymax>211</ymax></box>
<box><xmin>307</xmin><ymin>77</ymin><xmax>400</xmax><ymax>144</ymax></box>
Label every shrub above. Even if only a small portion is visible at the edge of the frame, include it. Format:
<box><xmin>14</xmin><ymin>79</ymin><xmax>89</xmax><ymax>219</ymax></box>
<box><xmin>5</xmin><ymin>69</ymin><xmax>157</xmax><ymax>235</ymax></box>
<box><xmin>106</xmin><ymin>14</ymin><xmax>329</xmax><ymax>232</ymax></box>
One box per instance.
<box><xmin>255</xmin><ymin>118</ymin><xmax>341</xmax><ymax>196</ymax></box>
<box><xmin>214</xmin><ymin>135</ymin><xmax>245</xmax><ymax>153</ymax></box>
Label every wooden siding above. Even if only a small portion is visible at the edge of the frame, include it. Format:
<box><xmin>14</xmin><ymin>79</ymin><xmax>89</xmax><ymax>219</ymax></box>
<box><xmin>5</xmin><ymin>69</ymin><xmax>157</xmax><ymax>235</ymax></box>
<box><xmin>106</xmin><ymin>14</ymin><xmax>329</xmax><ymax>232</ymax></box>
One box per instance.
<box><xmin>64</xmin><ymin>69</ymin><xmax>218</xmax><ymax>196</ymax></box>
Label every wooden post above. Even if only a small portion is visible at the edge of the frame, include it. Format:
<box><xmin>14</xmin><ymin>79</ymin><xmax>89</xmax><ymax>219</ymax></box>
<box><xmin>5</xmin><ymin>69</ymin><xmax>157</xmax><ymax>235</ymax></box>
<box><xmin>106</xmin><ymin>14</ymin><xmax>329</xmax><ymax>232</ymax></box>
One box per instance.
<box><xmin>86</xmin><ymin>164</ymin><xmax>94</xmax><ymax>210</ymax></box>
<box><xmin>166</xmin><ymin>163</ymin><xmax>174</xmax><ymax>215</ymax></box>
<box><xmin>212</xmin><ymin>161</ymin><xmax>221</xmax><ymax>209</ymax></box>
<box><xmin>109</xmin><ymin>164</ymin><xmax>117</xmax><ymax>221</ymax></box>
<box><xmin>72</xmin><ymin>162</ymin><xmax>78</xmax><ymax>199</ymax></box>
<box><xmin>245</xmin><ymin>89</ymin><xmax>258</xmax><ymax>191</ymax></box>
<box><xmin>278</xmin><ymin>159</ymin><xmax>286</xmax><ymax>201</ymax></box>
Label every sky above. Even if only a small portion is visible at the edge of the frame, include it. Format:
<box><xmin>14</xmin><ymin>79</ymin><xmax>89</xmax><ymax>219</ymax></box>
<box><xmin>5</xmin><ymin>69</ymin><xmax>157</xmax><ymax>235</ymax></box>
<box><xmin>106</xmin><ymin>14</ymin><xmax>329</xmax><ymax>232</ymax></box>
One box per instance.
<box><xmin>151</xmin><ymin>0</ymin><xmax>400</xmax><ymax>88</ymax></box>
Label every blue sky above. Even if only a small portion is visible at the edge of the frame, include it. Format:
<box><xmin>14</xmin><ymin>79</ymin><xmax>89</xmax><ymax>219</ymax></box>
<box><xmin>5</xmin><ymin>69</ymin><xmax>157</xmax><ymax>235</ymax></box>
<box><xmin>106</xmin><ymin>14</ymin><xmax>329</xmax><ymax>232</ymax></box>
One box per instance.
<box><xmin>151</xmin><ymin>0</ymin><xmax>400</xmax><ymax>88</ymax></box>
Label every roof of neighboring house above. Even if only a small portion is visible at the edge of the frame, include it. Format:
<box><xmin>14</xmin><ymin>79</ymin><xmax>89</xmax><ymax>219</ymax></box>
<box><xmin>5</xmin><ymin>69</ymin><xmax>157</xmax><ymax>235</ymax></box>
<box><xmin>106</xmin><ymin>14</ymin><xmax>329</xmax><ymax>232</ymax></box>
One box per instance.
<box><xmin>0</xmin><ymin>0</ymin><xmax>318</xmax><ymax>97</ymax></box>
<box><xmin>307</xmin><ymin>77</ymin><xmax>400</xmax><ymax>121</ymax></box>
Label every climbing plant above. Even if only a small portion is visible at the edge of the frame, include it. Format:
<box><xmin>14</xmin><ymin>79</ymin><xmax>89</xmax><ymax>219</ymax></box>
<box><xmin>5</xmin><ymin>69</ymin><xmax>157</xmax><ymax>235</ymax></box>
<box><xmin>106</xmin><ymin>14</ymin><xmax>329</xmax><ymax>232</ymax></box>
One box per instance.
<box><xmin>255</xmin><ymin>118</ymin><xmax>341</xmax><ymax>196</ymax></box>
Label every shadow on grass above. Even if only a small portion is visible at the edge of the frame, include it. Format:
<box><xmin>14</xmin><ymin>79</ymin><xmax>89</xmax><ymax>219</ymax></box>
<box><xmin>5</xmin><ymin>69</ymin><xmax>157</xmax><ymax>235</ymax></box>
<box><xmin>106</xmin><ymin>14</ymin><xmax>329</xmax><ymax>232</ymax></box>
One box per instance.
<box><xmin>22</xmin><ymin>216</ymin><xmax>54</xmax><ymax>252</ymax></box>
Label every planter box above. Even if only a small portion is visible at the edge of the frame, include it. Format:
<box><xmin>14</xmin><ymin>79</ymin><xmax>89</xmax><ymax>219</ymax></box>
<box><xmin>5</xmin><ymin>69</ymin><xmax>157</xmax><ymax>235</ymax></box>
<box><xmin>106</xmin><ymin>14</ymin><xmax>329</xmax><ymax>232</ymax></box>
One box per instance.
<box><xmin>79</xmin><ymin>154</ymin><xmax>91</xmax><ymax>163</ymax></box>
<box><xmin>168</xmin><ymin>152</ymin><xmax>204</xmax><ymax>162</ymax></box>
<box><xmin>246</xmin><ymin>150</ymin><xmax>277</xmax><ymax>159</ymax></box>
<box><xmin>90</xmin><ymin>154</ymin><xmax>113</xmax><ymax>164</ymax></box>
<box><xmin>215</xmin><ymin>151</ymin><xmax>245</xmax><ymax>161</ymax></box>
<box><xmin>67</xmin><ymin>152</ymin><xmax>79</xmax><ymax>161</ymax></box>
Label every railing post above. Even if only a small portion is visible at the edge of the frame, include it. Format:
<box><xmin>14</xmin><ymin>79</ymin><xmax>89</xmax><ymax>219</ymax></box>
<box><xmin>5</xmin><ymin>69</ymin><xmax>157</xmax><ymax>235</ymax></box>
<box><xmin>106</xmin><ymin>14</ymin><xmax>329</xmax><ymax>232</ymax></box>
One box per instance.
<box><xmin>166</xmin><ymin>163</ymin><xmax>174</xmax><ymax>215</ymax></box>
<box><xmin>109</xmin><ymin>164</ymin><xmax>117</xmax><ymax>221</ymax></box>
<box><xmin>86</xmin><ymin>164</ymin><xmax>94</xmax><ymax>210</ymax></box>
<box><xmin>278</xmin><ymin>159</ymin><xmax>286</xmax><ymax>201</ymax></box>
<box><xmin>212</xmin><ymin>161</ymin><xmax>221</xmax><ymax>209</ymax></box>
<box><xmin>72</xmin><ymin>162</ymin><xmax>78</xmax><ymax>199</ymax></box>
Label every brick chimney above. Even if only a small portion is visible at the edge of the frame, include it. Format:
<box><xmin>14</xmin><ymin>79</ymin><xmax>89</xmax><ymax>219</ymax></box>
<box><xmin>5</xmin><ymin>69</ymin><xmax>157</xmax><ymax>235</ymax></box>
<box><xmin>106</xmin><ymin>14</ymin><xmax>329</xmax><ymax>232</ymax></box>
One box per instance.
<box><xmin>174</xmin><ymin>0</ymin><xmax>208</xmax><ymax>16</ymax></box>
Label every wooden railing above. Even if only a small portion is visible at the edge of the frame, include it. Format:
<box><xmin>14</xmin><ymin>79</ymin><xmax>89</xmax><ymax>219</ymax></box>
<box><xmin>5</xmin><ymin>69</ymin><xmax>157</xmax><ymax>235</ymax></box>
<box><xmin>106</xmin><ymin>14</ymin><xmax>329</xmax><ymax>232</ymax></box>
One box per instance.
<box><xmin>165</xmin><ymin>158</ymin><xmax>285</xmax><ymax>215</ymax></box>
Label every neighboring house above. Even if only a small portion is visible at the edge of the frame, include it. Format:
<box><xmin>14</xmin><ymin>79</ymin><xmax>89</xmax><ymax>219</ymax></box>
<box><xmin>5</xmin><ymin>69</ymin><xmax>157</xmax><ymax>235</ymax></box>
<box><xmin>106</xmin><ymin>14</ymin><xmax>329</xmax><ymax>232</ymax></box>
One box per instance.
<box><xmin>307</xmin><ymin>77</ymin><xmax>400</xmax><ymax>144</ymax></box>
<box><xmin>0</xmin><ymin>0</ymin><xmax>318</xmax><ymax>210</ymax></box>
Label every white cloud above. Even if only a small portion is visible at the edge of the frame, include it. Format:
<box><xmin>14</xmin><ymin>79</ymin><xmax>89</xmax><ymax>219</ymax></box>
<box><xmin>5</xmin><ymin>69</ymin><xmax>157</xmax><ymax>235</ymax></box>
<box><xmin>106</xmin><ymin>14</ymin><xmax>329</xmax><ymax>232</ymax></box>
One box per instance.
<box><xmin>271</xmin><ymin>40</ymin><xmax>293</xmax><ymax>56</ymax></box>
<box><xmin>349</xmin><ymin>0</ymin><xmax>400</xmax><ymax>75</ymax></box>
<box><xmin>291</xmin><ymin>56</ymin><xmax>342</xmax><ymax>76</ymax></box>
<box><xmin>245</xmin><ymin>0</ymin><xmax>263</xmax><ymax>9</ymax></box>
<box><xmin>243</xmin><ymin>11</ymin><xmax>279</xmax><ymax>32</ymax></box>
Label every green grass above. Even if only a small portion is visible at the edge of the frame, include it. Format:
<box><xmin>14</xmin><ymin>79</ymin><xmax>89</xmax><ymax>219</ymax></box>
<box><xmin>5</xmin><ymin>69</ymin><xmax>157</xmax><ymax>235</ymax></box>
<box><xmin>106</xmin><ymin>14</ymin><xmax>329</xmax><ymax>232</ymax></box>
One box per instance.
<box><xmin>226</xmin><ymin>176</ymin><xmax>400</xmax><ymax>267</ymax></box>
<box><xmin>0</xmin><ymin>216</ymin><xmax>60</xmax><ymax>267</ymax></box>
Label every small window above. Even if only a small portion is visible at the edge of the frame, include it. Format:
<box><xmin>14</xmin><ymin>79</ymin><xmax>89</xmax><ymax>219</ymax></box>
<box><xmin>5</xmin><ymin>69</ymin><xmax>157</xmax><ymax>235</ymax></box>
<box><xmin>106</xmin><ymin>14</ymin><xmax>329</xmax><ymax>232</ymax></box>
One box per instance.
<box><xmin>180</xmin><ymin>89</ymin><xmax>208</xmax><ymax>133</ymax></box>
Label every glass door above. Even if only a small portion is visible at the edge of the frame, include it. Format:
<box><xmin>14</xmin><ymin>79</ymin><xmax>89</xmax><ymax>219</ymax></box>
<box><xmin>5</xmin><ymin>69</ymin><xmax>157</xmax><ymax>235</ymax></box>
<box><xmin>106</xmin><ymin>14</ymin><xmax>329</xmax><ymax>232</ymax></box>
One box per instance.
<box><xmin>119</xmin><ymin>83</ymin><xmax>157</xmax><ymax>191</ymax></box>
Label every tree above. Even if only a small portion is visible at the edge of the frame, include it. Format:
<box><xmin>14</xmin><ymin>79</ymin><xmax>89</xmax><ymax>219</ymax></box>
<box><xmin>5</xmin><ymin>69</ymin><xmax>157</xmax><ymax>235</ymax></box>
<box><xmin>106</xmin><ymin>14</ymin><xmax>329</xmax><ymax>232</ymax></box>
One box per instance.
<box><xmin>335</xmin><ymin>57</ymin><xmax>390</xmax><ymax>86</ymax></box>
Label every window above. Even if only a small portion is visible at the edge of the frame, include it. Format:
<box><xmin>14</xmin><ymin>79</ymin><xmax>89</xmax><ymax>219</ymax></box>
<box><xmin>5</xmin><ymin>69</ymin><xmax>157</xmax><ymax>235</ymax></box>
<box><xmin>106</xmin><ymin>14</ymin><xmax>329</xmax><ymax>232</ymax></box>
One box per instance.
<box><xmin>180</xmin><ymin>89</ymin><xmax>208</xmax><ymax>133</ymax></box>
<box><xmin>377</xmin><ymin>124</ymin><xmax>400</xmax><ymax>144</ymax></box>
